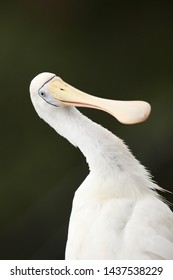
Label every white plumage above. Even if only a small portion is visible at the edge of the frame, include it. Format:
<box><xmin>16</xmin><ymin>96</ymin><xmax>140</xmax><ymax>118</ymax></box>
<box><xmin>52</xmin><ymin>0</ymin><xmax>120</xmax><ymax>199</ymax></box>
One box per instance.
<box><xmin>30</xmin><ymin>72</ymin><xmax>173</xmax><ymax>259</ymax></box>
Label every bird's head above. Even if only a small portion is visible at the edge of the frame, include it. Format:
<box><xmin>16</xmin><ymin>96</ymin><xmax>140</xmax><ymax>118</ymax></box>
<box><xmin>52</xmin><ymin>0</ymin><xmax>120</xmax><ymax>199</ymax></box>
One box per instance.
<box><xmin>30</xmin><ymin>72</ymin><xmax>151</xmax><ymax>124</ymax></box>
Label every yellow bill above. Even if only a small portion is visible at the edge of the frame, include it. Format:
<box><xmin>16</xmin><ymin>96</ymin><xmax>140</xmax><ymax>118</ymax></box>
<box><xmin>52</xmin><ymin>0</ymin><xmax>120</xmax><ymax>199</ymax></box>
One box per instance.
<box><xmin>35</xmin><ymin>73</ymin><xmax>151</xmax><ymax>124</ymax></box>
<box><xmin>46</xmin><ymin>76</ymin><xmax>151</xmax><ymax>124</ymax></box>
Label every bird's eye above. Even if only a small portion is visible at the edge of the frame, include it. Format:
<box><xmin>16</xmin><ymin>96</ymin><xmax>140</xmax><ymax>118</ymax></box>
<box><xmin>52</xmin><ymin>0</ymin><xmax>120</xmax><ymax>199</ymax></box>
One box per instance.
<box><xmin>39</xmin><ymin>91</ymin><xmax>46</xmax><ymax>97</ymax></box>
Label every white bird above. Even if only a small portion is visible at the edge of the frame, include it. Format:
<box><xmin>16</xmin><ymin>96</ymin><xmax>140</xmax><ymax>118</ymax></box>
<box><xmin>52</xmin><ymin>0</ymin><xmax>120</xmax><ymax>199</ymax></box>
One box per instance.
<box><xmin>30</xmin><ymin>72</ymin><xmax>173</xmax><ymax>260</ymax></box>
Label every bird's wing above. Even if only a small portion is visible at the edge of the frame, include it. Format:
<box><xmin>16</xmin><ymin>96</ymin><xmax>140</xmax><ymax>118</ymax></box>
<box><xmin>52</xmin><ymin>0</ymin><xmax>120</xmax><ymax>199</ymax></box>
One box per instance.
<box><xmin>122</xmin><ymin>196</ymin><xmax>173</xmax><ymax>259</ymax></box>
<box><xmin>66</xmin><ymin>187</ymin><xmax>173</xmax><ymax>260</ymax></box>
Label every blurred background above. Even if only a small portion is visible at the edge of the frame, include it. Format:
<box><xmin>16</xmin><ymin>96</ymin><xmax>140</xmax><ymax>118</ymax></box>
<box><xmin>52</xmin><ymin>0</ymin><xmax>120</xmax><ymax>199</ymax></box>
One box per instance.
<box><xmin>0</xmin><ymin>0</ymin><xmax>173</xmax><ymax>259</ymax></box>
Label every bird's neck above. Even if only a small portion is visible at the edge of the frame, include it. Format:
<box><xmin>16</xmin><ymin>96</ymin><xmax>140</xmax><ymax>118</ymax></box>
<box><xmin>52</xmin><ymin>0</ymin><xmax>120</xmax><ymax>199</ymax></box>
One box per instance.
<box><xmin>39</xmin><ymin>105</ymin><xmax>156</xmax><ymax>198</ymax></box>
<box><xmin>44</xmin><ymin>106</ymin><xmax>142</xmax><ymax>175</ymax></box>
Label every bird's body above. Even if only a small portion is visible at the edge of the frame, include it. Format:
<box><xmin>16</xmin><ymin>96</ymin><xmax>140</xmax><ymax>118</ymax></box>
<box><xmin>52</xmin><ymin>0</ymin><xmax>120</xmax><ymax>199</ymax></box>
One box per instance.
<box><xmin>30</xmin><ymin>72</ymin><xmax>173</xmax><ymax>259</ymax></box>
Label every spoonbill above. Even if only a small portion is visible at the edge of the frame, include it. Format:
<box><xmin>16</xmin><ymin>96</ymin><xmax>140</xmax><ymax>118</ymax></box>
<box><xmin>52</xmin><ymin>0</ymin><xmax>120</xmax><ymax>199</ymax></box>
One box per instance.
<box><xmin>30</xmin><ymin>72</ymin><xmax>173</xmax><ymax>259</ymax></box>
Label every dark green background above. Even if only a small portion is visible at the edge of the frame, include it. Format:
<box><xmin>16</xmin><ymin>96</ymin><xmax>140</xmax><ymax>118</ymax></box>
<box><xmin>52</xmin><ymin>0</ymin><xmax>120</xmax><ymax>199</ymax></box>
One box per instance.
<box><xmin>0</xmin><ymin>1</ymin><xmax>173</xmax><ymax>259</ymax></box>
